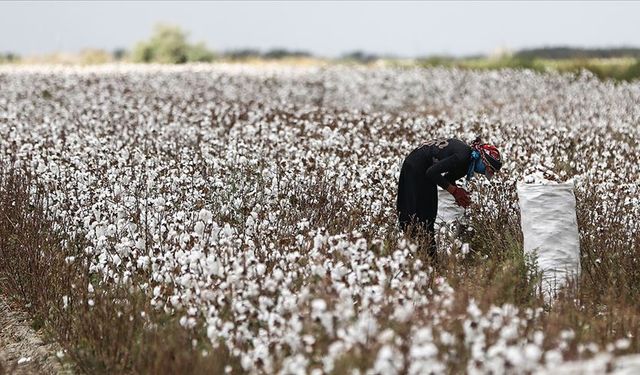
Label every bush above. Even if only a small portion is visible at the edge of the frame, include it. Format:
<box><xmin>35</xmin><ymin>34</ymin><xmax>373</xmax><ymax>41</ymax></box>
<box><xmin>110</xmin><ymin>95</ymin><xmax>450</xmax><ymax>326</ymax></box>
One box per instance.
<box><xmin>263</xmin><ymin>48</ymin><xmax>311</xmax><ymax>60</ymax></box>
<box><xmin>0</xmin><ymin>52</ymin><xmax>19</xmax><ymax>64</ymax></box>
<box><xmin>131</xmin><ymin>24</ymin><xmax>215</xmax><ymax>64</ymax></box>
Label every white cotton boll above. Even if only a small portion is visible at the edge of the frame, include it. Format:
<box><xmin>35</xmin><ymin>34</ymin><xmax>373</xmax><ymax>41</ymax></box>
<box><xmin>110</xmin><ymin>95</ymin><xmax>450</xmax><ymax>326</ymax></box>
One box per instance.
<box><xmin>279</xmin><ymin>353</ymin><xmax>308</xmax><ymax>375</ymax></box>
<box><xmin>49</xmin><ymin>162</ymin><xmax>59</xmax><ymax>175</ymax></box>
<box><xmin>194</xmin><ymin>221</ymin><xmax>205</xmax><ymax>237</ymax></box>
<box><xmin>137</xmin><ymin>256</ymin><xmax>150</xmax><ymax>270</ymax></box>
<box><xmin>245</xmin><ymin>214</ymin><xmax>255</xmax><ymax>230</ymax></box>
<box><xmin>615</xmin><ymin>338</ymin><xmax>631</xmax><ymax>350</ymax></box>
<box><xmin>273</xmin><ymin>268</ymin><xmax>284</xmax><ymax>281</ymax></box>
<box><xmin>113</xmin><ymin>184</ymin><xmax>123</xmax><ymax>197</ymax></box>
<box><xmin>255</xmin><ymin>263</ymin><xmax>266</xmax><ymax>276</ymax></box>
<box><xmin>312</xmin><ymin>264</ymin><xmax>326</xmax><ymax>277</ymax></box>
<box><xmin>524</xmin><ymin>343</ymin><xmax>542</xmax><ymax>363</ymax></box>
<box><xmin>440</xmin><ymin>331</ymin><xmax>455</xmax><ymax>346</ymax></box>
<box><xmin>282</xmin><ymin>295</ymin><xmax>297</xmax><ymax>312</ymax></box>
<box><xmin>201</xmin><ymin>289</ymin><xmax>216</xmax><ymax>302</ymax></box>
<box><xmin>179</xmin><ymin>233</ymin><xmax>191</xmax><ymax>248</ymax></box>
<box><xmin>112</xmin><ymin>254</ymin><xmax>122</xmax><ymax>267</ymax></box>
<box><xmin>461</xmin><ymin>243</ymin><xmax>470</xmax><ymax>255</ymax></box>
<box><xmin>154</xmin><ymin>197</ymin><xmax>166</xmax><ymax>212</ymax></box>
<box><xmin>533</xmin><ymin>331</ymin><xmax>544</xmax><ymax>346</ymax></box>
<box><xmin>240</xmin><ymin>355</ymin><xmax>253</xmax><ymax>371</ymax></box>
<box><xmin>378</xmin><ymin>329</ymin><xmax>395</xmax><ymax>344</ymax></box>
<box><xmin>233</xmin><ymin>197</ymin><xmax>242</xmax><ymax>209</ymax></box>
<box><xmin>207</xmin><ymin>325</ymin><xmax>218</xmax><ymax>341</ymax></box>
<box><xmin>135</xmin><ymin>238</ymin><xmax>146</xmax><ymax>250</ymax></box>
<box><xmin>392</xmin><ymin>303</ymin><xmax>414</xmax><ymax>323</ymax></box>
<box><xmin>500</xmin><ymin>324</ymin><xmax>519</xmax><ymax>341</ymax></box>
<box><xmin>504</xmin><ymin>346</ymin><xmax>524</xmax><ymax>367</ymax></box>
<box><xmin>544</xmin><ymin>349</ymin><xmax>563</xmax><ymax>366</ymax></box>
<box><xmin>467</xmin><ymin>299</ymin><xmax>482</xmax><ymax>319</ymax></box>
<box><xmin>36</xmin><ymin>161</ymin><xmax>46</xmax><ymax>174</ymax></box>
<box><xmin>410</xmin><ymin>342</ymin><xmax>438</xmax><ymax>359</ymax></box>
<box><xmin>312</xmin><ymin>232</ymin><xmax>326</xmax><ymax>251</ymax></box>
<box><xmin>560</xmin><ymin>329</ymin><xmax>575</xmax><ymax>341</ymax></box>
<box><xmin>17</xmin><ymin>357</ymin><xmax>32</xmax><ymax>365</ymax></box>
<box><xmin>311</xmin><ymin>299</ymin><xmax>327</xmax><ymax>312</ymax></box>
<box><xmin>372</xmin><ymin>345</ymin><xmax>404</xmax><ymax>375</ymax></box>
<box><xmin>222</xmin><ymin>224</ymin><xmax>235</xmax><ymax>239</ymax></box>
<box><xmin>169</xmin><ymin>295</ymin><xmax>180</xmax><ymax>307</ymax></box>
<box><xmin>198</xmin><ymin>208</ymin><xmax>213</xmax><ymax>223</ymax></box>
<box><xmin>206</xmin><ymin>258</ymin><xmax>223</xmax><ymax>278</ymax></box>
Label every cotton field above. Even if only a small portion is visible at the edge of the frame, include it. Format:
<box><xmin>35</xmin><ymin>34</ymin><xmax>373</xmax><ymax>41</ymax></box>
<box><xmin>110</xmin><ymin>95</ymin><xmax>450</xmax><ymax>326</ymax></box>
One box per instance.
<box><xmin>1</xmin><ymin>64</ymin><xmax>640</xmax><ymax>374</ymax></box>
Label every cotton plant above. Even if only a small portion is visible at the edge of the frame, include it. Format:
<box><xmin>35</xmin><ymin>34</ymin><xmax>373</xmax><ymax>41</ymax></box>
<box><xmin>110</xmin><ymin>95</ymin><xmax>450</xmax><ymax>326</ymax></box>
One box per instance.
<box><xmin>1</xmin><ymin>64</ymin><xmax>639</xmax><ymax>373</ymax></box>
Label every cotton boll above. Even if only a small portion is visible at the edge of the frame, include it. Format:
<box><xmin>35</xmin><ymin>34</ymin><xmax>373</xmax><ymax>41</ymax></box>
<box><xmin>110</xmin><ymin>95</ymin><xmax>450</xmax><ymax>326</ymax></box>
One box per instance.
<box><xmin>154</xmin><ymin>197</ymin><xmax>166</xmax><ymax>212</ymax></box>
<box><xmin>524</xmin><ymin>343</ymin><xmax>542</xmax><ymax>364</ymax></box>
<box><xmin>194</xmin><ymin>221</ymin><xmax>205</xmax><ymax>237</ymax></box>
<box><xmin>198</xmin><ymin>208</ymin><xmax>213</xmax><ymax>223</ymax></box>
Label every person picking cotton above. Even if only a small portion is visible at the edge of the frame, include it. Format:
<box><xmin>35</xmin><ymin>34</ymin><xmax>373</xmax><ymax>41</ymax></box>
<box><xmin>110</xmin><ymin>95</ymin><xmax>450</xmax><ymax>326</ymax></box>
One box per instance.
<box><xmin>396</xmin><ymin>137</ymin><xmax>503</xmax><ymax>259</ymax></box>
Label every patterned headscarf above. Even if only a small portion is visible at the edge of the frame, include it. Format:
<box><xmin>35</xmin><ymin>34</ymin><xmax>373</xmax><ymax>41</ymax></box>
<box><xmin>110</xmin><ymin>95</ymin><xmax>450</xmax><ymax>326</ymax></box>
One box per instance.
<box><xmin>467</xmin><ymin>138</ymin><xmax>503</xmax><ymax>180</ymax></box>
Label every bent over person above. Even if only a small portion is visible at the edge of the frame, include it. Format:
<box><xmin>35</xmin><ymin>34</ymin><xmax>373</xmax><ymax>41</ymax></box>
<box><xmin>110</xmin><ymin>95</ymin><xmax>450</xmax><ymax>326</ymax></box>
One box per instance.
<box><xmin>396</xmin><ymin>138</ymin><xmax>502</xmax><ymax>258</ymax></box>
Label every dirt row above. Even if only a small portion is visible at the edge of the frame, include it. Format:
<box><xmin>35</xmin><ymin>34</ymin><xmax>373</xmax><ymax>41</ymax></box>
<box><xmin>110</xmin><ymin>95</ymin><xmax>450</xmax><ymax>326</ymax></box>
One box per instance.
<box><xmin>0</xmin><ymin>296</ymin><xmax>70</xmax><ymax>375</ymax></box>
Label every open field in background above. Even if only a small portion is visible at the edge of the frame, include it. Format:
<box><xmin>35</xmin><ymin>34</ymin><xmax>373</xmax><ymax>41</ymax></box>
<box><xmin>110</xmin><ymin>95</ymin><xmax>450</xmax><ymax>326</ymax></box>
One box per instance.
<box><xmin>412</xmin><ymin>56</ymin><xmax>640</xmax><ymax>83</ymax></box>
<box><xmin>0</xmin><ymin>64</ymin><xmax>640</xmax><ymax>373</ymax></box>
<box><xmin>3</xmin><ymin>54</ymin><xmax>640</xmax><ymax>83</ymax></box>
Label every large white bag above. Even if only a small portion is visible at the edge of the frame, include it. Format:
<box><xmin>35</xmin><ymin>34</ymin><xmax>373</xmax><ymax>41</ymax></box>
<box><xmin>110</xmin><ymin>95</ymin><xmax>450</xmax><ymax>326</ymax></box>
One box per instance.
<box><xmin>517</xmin><ymin>182</ymin><xmax>580</xmax><ymax>299</ymax></box>
<box><xmin>436</xmin><ymin>187</ymin><xmax>465</xmax><ymax>229</ymax></box>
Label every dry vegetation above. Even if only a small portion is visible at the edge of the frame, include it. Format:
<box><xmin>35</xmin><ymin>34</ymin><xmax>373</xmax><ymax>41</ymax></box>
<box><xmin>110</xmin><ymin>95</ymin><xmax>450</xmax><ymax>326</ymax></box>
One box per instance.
<box><xmin>0</xmin><ymin>64</ymin><xmax>639</xmax><ymax>373</ymax></box>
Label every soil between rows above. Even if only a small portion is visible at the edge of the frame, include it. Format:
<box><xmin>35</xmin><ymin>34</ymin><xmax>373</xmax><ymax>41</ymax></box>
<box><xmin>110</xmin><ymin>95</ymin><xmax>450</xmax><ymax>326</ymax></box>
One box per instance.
<box><xmin>0</xmin><ymin>296</ymin><xmax>70</xmax><ymax>375</ymax></box>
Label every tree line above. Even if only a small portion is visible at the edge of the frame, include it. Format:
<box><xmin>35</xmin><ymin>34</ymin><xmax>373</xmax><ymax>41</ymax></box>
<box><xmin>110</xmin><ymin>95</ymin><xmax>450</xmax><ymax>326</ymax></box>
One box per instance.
<box><xmin>2</xmin><ymin>24</ymin><xmax>640</xmax><ymax>66</ymax></box>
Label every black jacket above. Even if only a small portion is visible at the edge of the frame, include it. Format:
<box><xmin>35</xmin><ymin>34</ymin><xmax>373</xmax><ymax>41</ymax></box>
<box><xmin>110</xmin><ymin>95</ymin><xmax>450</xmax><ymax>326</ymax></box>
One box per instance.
<box><xmin>404</xmin><ymin>138</ymin><xmax>472</xmax><ymax>189</ymax></box>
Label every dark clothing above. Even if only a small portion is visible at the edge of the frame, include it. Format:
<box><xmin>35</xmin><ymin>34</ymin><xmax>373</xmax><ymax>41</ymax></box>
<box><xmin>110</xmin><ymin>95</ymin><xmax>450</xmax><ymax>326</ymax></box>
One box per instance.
<box><xmin>397</xmin><ymin>138</ymin><xmax>472</xmax><ymax>257</ymax></box>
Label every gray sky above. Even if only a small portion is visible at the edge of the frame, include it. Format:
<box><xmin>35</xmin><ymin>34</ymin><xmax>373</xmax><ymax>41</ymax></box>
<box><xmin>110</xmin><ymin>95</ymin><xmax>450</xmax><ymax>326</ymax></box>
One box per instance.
<box><xmin>1</xmin><ymin>1</ymin><xmax>639</xmax><ymax>58</ymax></box>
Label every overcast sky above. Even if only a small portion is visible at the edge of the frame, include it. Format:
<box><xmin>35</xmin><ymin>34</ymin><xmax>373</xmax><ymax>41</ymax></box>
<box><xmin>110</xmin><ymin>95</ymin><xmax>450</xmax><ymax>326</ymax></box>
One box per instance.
<box><xmin>1</xmin><ymin>1</ymin><xmax>639</xmax><ymax>58</ymax></box>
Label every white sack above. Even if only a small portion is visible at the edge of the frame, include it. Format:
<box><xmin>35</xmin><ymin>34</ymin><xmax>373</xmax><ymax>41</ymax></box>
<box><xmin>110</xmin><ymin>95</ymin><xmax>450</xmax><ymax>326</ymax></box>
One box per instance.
<box><xmin>517</xmin><ymin>182</ymin><xmax>580</xmax><ymax>299</ymax></box>
<box><xmin>436</xmin><ymin>187</ymin><xmax>465</xmax><ymax>229</ymax></box>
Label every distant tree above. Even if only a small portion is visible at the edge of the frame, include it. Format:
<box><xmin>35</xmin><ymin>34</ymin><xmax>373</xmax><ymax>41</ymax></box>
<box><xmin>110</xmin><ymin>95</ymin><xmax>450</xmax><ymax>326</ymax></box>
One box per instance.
<box><xmin>112</xmin><ymin>48</ymin><xmax>127</xmax><ymax>61</ymax></box>
<box><xmin>186</xmin><ymin>42</ymin><xmax>215</xmax><ymax>62</ymax></box>
<box><xmin>263</xmin><ymin>48</ymin><xmax>311</xmax><ymax>59</ymax></box>
<box><xmin>416</xmin><ymin>55</ymin><xmax>456</xmax><ymax>67</ymax></box>
<box><xmin>132</xmin><ymin>24</ymin><xmax>215</xmax><ymax>64</ymax></box>
<box><xmin>0</xmin><ymin>52</ymin><xmax>19</xmax><ymax>63</ymax></box>
<box><xmin>516</xmin><ymin>47</ymin><xmax>640</xmax><ymax>60</ymax></box>
<box><xmin>224</xmin><ymin>48</ymin><xmax>261</xmax><ymax>60</ymax></box>
<box><xmin>341</xmin><ymin>50</ymin><xmax>378</xmax><ymax>63</ymax></box>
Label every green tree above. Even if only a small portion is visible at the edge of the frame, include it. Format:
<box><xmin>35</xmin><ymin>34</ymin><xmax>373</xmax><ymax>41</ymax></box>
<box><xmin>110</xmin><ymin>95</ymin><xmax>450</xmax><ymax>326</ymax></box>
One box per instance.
<box><xmin>186</xmin><ymin>42</ymin><xmax>215</xmax><ymax>63</ymax></box>
<box><xmin>132</xmin><ymin>24</ymin><xmax>215</xmax><ymax>64</ymax></box>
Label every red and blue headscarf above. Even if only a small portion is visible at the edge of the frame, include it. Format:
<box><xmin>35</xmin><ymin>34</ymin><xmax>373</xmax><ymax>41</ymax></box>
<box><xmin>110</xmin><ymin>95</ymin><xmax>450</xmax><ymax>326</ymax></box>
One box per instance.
<box><xmin>467</xmin><ymin>138</ymin><xmax>503</xmax><ymax>180</ymax></box>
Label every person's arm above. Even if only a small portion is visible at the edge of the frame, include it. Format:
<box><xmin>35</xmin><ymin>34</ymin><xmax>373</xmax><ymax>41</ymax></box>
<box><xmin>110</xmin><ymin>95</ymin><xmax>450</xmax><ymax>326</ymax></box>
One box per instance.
<box><xmin>426</xmin><ymin>152</ymin><xmax>471</xmax><ymax>207</ymax></box>
<box><xmin>425</xmin><ymin>154</ymin><xmax>464</xmax><ymax>190</ymax></box>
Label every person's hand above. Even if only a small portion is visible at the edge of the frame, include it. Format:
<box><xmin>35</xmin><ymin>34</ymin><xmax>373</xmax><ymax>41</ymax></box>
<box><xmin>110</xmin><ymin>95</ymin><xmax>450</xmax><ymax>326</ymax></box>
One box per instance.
<box><xmin>448</xmin><ymin>186</ymin><xmax>471</xmax><ymax>208</ymax></box>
